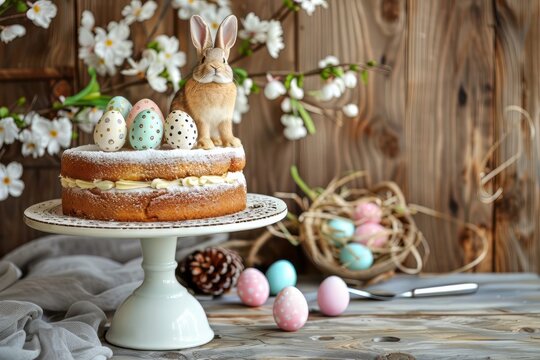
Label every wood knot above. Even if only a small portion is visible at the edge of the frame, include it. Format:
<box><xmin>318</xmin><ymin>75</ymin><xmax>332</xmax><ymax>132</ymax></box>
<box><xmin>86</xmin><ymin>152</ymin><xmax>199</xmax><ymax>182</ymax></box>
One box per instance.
<box><xmin>377</xmin><ymin>127</ymin><xmax>400</xmax><ymax>158</ymax></box>
<box><xmin>381</xmin><ymin>0</ymin><xmax>401</xmax><ymax>22</ymax></box>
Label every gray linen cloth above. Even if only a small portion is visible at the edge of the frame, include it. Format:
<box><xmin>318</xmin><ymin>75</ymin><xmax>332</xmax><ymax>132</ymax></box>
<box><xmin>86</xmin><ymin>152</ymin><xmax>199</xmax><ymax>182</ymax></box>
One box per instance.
<box><xmin>0</xmin><ymin>234</ymin><xmax>226</xmax><ymax>359</ymax></box>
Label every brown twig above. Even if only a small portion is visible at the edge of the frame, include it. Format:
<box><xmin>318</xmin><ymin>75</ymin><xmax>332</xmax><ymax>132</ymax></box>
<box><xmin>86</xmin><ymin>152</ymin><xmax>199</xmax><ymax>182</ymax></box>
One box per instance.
<box><xmin>102</xmin><ymin>78</ymin><xmax>146</xmax><ymax>93</ymax></box>
<box><xmin>248</xmin><ymin>63</ymin><xmax>391</xmax><ymax>78</ymax></box>
<box><xmin>145</xmin><ymin>0</ymin><xmax>172</xmax><ymax>44</ymax></box>
<box><xmin>0</xmin><ymin>13</ymin><xmax>26</xmax><ymax>23</ymax></box>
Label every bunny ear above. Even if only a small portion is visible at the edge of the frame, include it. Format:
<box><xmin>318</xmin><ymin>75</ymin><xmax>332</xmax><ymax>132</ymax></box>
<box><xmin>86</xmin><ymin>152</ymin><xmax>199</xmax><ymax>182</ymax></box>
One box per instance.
<box><xmin>190</xmin><ymin>15</ymin><xmax>213</xmax><ymax>55</ymax></box>
<box><xmin>215</xmin><ymin>15</ymin><xmax>237</xmax><ymax>58</ymax></box>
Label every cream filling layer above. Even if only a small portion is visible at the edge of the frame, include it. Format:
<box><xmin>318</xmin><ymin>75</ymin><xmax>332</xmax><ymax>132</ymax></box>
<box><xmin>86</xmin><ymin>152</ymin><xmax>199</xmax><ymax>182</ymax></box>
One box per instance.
<box><xmin>60</xmin><ymin>172</ymin><xmax>243</xmax><ymax>191</ymax></box>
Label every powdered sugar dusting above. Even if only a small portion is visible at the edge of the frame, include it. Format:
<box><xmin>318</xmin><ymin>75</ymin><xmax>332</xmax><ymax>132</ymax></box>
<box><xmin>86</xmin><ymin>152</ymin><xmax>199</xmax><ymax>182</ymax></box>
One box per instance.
<box><xmin>63</xmin><ymin>144</ymin><xmax>245</xmax><ymax>165</ymax></box>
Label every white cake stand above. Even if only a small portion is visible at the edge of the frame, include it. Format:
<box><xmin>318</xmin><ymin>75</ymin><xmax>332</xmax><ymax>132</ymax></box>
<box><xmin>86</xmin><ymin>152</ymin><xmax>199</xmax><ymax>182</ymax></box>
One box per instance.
<box><xmin>24</xmin><ymin>194</ymin><xmax>287</xmax><ymax>350</ymax></box>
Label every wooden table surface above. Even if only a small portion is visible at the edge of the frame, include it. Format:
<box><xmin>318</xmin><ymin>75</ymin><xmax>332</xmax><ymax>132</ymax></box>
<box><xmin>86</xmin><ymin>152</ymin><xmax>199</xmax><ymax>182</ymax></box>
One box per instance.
<box><xmin>107</xmin><ymin>273</ymin><xmax>540</xmax><ymax>360</ymax></box>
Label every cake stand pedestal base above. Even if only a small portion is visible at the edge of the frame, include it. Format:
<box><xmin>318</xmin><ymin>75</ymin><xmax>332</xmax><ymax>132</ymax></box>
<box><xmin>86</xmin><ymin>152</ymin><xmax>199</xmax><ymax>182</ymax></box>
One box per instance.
<box><xmin>105</xmin><ymin>236</ymin><xmax>214</xmax><ymax>350</ymax></box>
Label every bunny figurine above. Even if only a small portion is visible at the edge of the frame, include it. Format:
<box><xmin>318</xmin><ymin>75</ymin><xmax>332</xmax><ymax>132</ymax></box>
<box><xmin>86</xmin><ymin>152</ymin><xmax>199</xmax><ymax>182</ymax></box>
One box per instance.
<box><xmin>169</xmin><ymin>14</ymin><xmax>241</xmax><ymax>149</ymax></box>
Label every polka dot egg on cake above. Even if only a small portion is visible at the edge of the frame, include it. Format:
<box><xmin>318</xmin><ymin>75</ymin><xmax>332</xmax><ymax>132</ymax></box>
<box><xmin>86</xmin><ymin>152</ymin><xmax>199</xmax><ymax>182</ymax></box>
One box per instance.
<box><xmin>129</xmin><ymin>109</ymin><xmax>163</xmax><ymax>150</ymax></box>
<box><xmin>164</xmin><ymin>110</ymin><xmax>198</xmax><ymax>149</ymax></box>
<box><xmin>93</xmin><ymin>110</ymin><xmax>127</xmax><ymax>152</ymax></box>
<box><xmin>126</xmin><ymin>98</ymin><xmax>164</xmax><ymax>129</ymax></box>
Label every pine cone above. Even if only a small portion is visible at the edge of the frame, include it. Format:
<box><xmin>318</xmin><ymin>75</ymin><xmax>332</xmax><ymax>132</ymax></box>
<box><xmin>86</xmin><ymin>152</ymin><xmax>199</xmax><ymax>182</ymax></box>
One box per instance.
<box><xmin>179</xmin><ymin>247</ymin><xmax>244</xmax><ymax>296</ymax></box>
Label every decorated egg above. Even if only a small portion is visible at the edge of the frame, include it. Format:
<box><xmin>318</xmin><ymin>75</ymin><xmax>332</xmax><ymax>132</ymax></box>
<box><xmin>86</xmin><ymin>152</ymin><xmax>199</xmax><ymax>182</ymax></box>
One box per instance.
<box><xmin>354</xmin><ymin>202</ymin><xmax>382</xmax><ymax>224</ymax></box>
<box><xmin>317</xmin><ymin>276</ymin><xmax>350</xmax><ymax>316</ymax></box>
<box><xmin>354</xmin><ymin>223</ymin><xmax>388</xmax><ymax>248</ymax></box>
<box><xmin>129</xmin><ymin>109</ymin><xmax>163</xmax><ymax>150</ymax></box>
<box><xmin>106</xmin><ymin>96</ymin><xmax>132</xmax><ymax>119</ymax></box>
<box><xmin>126</xmin><ymin>98</ymin><xmax>164</xmax><ymax>129</ymax></box>
<box><xmin>93</xmin><ymin>110</ymin><xmax>127</xmax><ymax>152</ymax></box>
<box><xmin>266</xmin><ymin>260</ymin><xmax>297</xmax><ymax>295</ymax></box>
<box><xmin>327</xmin><ymin>218</ymin><xmax>355</xmax><ymax>246</ymax></box>
<box><xmin>273</xmin><ymin>286</ymin><xmax>308</xmax><ymax>332</ymax></box>
<box><xmin>339</xmin><ymin>243</ymin><xmax>373</xmax><ymax>271</ymax></box>
<box><xmin>164</xmin><ymin>110</ymin><xmax>198</xmax><ymax>149</ymax></box>
<box><xmin>237</xmin><ymin>268</ymin><xmax>270</xmax><ymax>307</ymax></box>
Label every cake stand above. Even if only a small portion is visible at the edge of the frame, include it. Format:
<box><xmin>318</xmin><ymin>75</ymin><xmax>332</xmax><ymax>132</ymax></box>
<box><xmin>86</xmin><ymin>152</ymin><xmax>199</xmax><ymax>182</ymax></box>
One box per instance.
<box><xmin>24</xmin><ymin>194</ymin><xmax>287</xmax><ymax>350</ymax></box>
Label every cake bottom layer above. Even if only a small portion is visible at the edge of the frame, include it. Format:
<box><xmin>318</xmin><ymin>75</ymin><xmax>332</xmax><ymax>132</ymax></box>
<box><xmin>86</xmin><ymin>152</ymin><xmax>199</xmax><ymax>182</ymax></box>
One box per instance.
<box><xmin>62</xmin><ymin>184</ymin><xmax>247</xmax><ymax>222</ymax></box>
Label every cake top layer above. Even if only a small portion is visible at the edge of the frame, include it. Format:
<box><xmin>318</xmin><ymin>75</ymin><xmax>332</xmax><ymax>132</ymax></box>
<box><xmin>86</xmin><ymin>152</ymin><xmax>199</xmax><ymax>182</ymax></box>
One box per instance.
<box><xmin>63</xmin><ymin>144</ymin><xmax>245</xmax><ymax>164</ymax></box>
<box><xmin>61</xmin><ymin>145</ymin><xmax>246</xmax><ymax>182</ymax></box>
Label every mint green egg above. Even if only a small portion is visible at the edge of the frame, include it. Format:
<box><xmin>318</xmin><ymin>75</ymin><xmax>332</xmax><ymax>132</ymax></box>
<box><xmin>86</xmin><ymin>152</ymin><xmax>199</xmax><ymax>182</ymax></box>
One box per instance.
<box><xmin>129</xmin><ymin>110</ymin><xmax>163</xmax><ymax>150</ymax></box>
<box><xmin>107</xmin><ymin>96</ymin><xmax>132</xmax><ymax>119</ymax></box>
<box><xmin>339</xmin><ymin>243</ymin><xmax>373</xmax><ymax>270</ymax></box>
<box><xmin>266</xmin><ymin>260</ymin><xmax>297</xmax><ymax>295</ymax></box>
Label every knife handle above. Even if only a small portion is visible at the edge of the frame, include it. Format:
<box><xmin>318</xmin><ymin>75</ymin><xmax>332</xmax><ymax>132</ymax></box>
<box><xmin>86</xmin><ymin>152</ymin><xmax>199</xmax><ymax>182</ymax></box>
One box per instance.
<box><xmin>410</xmin><ymin>282</ymin><xmax>479</xmax><ymax>298</ymax></box>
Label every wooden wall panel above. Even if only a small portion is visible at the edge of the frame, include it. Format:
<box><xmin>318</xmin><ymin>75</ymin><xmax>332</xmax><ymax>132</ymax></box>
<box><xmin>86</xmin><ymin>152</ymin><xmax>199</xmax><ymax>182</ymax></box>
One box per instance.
<box><xmin>493</xmin><ymin>0</ymin><xmax>540</xmax><ymax>272</ymax></box>
<box><xmin>0</xmin><ymin>0</ymin><xmax>538</xmax><ymax>273</ymax></box>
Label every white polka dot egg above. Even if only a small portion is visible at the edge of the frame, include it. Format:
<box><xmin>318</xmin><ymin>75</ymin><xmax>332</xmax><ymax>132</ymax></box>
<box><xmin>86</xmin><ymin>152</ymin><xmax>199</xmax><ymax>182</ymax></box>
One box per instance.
<box><xmin>93</xmin><ymin>110</ymin><xmax>127</xmax><ymax>152</ymax></box>
<box><xmin>237</xmin><ymin>268</ymin><xmax>270</xmax><ymax>307</ymax></box>
<box><xmin>164</xmin><ymin>110</ymin><xmax>198</xmax><ymax>150</ymax></box>
<box><xmin>273</xmin><ymin>286</ymin><xmax>309</xmax><ymax>332</ymax></box>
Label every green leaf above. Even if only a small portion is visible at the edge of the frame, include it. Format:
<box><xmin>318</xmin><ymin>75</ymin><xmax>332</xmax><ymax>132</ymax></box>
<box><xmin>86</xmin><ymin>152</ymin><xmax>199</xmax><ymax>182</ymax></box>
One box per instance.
<box><xmin>349</xmin><ymin>64</ymin><xmax>359</xmax><ymax>72</ymax></box>
<box><xmin>13</xmin><ymin>114</ymin><xmax>25</xmax><ymax>128</ymax></box>
<box><xmin>284</xmin><ymin>74</ymin><xmax>295</xmax><ymax>90</ymax></box>
<box><xmin>361</xmin><ymin>70</ymin><xmax>369</xmax><ymax>84</ymax></box>
<box><xmin>71</xmin><ymin>131</ymin><xmax>79</xmax><ymax>140</ymax></box>
<box><xmin>147</xmin><ymin>40</ymin><xmax>159</xmax><ymax>51</ymax></box>
<box><xmin>238</xmin><ymin>39</ymin><xmax>252</xmax><ymax>57</ymax></box>
<box><xmin>62</xmin><ymin>68</ymin><xmax>111</xmax><ymax>108</ymax></box>
<box><xmin>366</xmin><ymin>60</ymin><xmax>377</xmax><ymax>67</ymax></box>
<box><xmin>233</xmin><ymin>67</ymin><xmax>248</xmax><ymax>84</ymax></box>
<box><xmin>296</xmin><ymin>74</ymin><xmax>304</xmax><ymax>88</ymax></box>
<box><xmin>320</xmin><ymin>68</ymin><xmax>332</xmax><ymax>80</ymax></box>
<box><xmin>178</xmin><ymin>78</ymin><xmax>188</xmax><ymax>89</ymax></box>
<box><xmin>16</xmin><ymin>1</ymin><xmax>28</xmax><ymax>12</ymax></box>
<box><xmin>251</xmin><ymin>83</ymin><xmax>260</xmax><ymax>94</ymax></box>
<box><xmin>16</xmin><ymin>96</ymin><xmax>26</xmax><ymax>106</ymax></box>
<box><xmin>331</xmin><ymin>66</ymin><xmax>344</xmax><ymax>77</ymax></box>
<box><xmin>283</xmin><ymin>0</ymin><xmax>300</xmax><ymax>11</ymax></box>
<box><xmin>296</xmin><ymin>102</ymin><xmax>316</xmax><ymax>135</ymax></box>
<box><xmin>0</xmin><ymin>106</ymin><xmax>8</xmax><ymax>118</ymax></box>
<box><xmin>290</xmin><ymin>165</ymin><xmax>316</xmax><ymax>201</ymax></box>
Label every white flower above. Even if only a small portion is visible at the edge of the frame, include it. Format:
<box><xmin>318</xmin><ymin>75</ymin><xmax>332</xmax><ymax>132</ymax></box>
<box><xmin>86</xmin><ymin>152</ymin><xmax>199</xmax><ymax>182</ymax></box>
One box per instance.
<box><xmin>155</xmin><ymin>35</ymin><xmax>186</xmax><ymax>91</ymax></box>
<box><xmin>317</xmin><ymin>80</ymin><xmax>343</xmax><ymax>101</ymax></box>
<box><xmin>32</xmin><ymin>117</ymin><xmax>72</xmax><ymax>155</ymax></box>
<box><xmin>75</xmin><ymin>107</ymin><xmax>104</xmax><ymax>133</ymax></box>
<box><xmin>0</xmin><ymin>0</ymin><xmax>5</xmax><ymax>5</ymax></box>
<box><xmin>1</xmin><ymin>25</ymin><xmax>26</xmax><ymax>43</ymax></box>
<box><xmin>239</xmin><ymin>13</ymin><xmax>268</xmax><ymax>44</ymax></box>
<box><xmin>294</xmin><ymin>0</ymin><xmax>328</xmax><ymax>16</ymax></box>
<box><xmin>200</xmin><ymin>4</ymin><xmax>232</xmax><ymax>38</ymax></box>
<box><xmin>26</xmin><ymin>0</ymin><xmax>57</xmax><ymax>29</ymax></box>
<box><xmin>0</xmin><ymin>162</ymin><xmax>24</xmax><ymax>201</ymax></box>
<box><xmin>266</xmin><ymin>20</ymin><xmax>284</xmax><ymax>58</ymax></box>
<box><xmin>122</xmin><ymin>0</ymin><xmax>158</xmax><ymax>25</ymax></box>
<box><xmin>343</xmin><ymin>104</ymin><xmax>359</xmax><ymax>117</ymax></box>
<box><xmin>264</xmin><ymin>76</ymin><xmax>286</xmax><ymax>100</ymax></box>
<box><xmin>318</xmin><ymin>55</ymin><xmax>339</xmax><ymax>68</ymax></box>
<box><xmin>94</xmin><ymin>22</ymin><xmax>133</xmax><ymax>71</ymax></box>
<box><xmin>122</xmin><ymin>49</ymin><xmax>168</xmax><ymax>92</ymax></box>
<box><xmin>172</xmin><ymin>0</ymin><xmax>203</xmax><ymax>20</ymax></box>
<box><xmin>81</xmin><ymin>10</ymin><xmax>94</xmax><ymax>30</ymax></box>
<box><xmin>284</xmin><ymin>126</ymin><xmax>307</xmax><ymax>141</ymax></box>
<box><xmin>288</xmin><ymin>78</ymin><xmax>304</xmax><ymax>100</ymax></box>
<box><xmin>281</xmin><ymin>114</ymin><xmax>307</xmax><ymax>140</ymax></box>
<box><xmin>23</xmin><ymin>111</ymin><xmax>46</xmax><ymax>126</ymax></box>
<box><xmin>233</xmin><ymin>85</ymin><xmax>249</xmax><ymax>124</ymax></box>
<box><xmin>0</xmin><ymin>117</ymin><xmax>19</xmax><ymax>147</ymax></box>
<box><xmin>19</xmin><ymin>129</ymin><xmax>46</xmax><ymax>158</ymax></box>
<box><xmin>242</xmin><ymin>78</ymin><xmax>253</xmax><ymax>95</ymax></box>
<box><xmin>343</xmin><ymin>70</ymin><xmax>357</xmax><ymax>88</ymax></box>
<box><xmin>281</xmin><ymin>97</ymin><xmax>292</xmax><ymax>113</ymax></box>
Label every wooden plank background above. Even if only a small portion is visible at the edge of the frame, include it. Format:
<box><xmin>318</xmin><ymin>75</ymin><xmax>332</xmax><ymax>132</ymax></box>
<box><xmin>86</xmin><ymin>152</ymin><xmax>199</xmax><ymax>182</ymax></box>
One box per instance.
<box><xmin>0</xmin><ymin>0</ymin><xmax>538</xmax><ymax>273</ymax></box>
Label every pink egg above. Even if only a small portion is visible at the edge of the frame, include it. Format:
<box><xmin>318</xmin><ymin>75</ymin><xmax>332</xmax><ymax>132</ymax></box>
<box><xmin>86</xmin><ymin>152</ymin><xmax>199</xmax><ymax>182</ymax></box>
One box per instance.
<box><xmin>354</xmin><ymin>202</ymin><xmax>382</xmax><ymax>224</ymax></box>
<box><xmin>273</xmin><ymin>286</ymin><xmax>308</xmax><ymax>332</ymax></box>
<box><xmin>126</xmin><ymin>98</ymin><xmax>164</xmax><ymax>129</ymax></box>
<box><xmin>354</xmin><ymin>223</ymin><xmax>388</xmax><ymax>247</ymax></box>
<box><xmin>237</xmin><ymin>268</ymin><xmax>270</xmax><ymax>307</ymax></box>
<box><xmin>317</xmin><ymin>276</ymin><xmax>350</xmax><ymax>316</ymax></box>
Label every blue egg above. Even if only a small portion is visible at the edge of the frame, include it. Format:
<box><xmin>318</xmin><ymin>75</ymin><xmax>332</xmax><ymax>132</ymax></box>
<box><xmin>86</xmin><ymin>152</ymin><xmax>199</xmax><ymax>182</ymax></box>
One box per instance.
<box><xmin>129</xmin><ymin>109</ymin><xmax>163</xmax><ymax>150</ymax></box>
<box><xmin>327</xmin><ymin>218</ymin><xmax>355</xmax><ymax>246</ymax></box>
<box><xmin>107</xmin><ymin>96</ymin><xmax>132</xmax><ymax>119</ymax></box>
<box><xmin>266</xmin><ymin>260</ymin><xmax>297</xmax><ymax>295</ymax></box>
<box><xmin>339</xmin><ymin>243</ymin><xmax>373</xmax><ymax>270</ymax></box>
